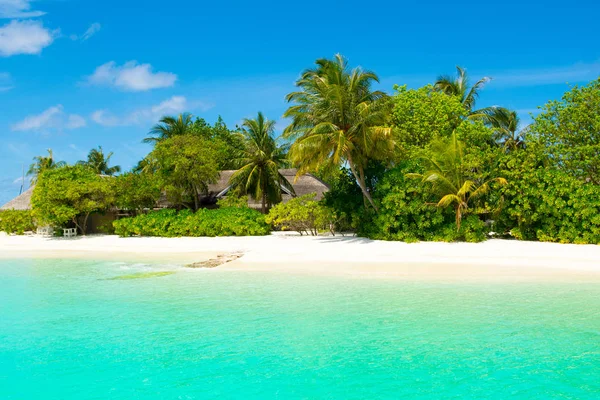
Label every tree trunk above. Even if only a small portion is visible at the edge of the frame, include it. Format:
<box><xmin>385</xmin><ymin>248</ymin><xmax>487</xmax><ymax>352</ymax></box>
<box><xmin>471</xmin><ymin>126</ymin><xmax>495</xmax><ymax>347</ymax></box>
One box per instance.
<box><xmin>261</xmin><ymin>192</ymin><xmax>266</xmax><ymax>214</ymax></box>
<box><xmin>347</xmin><ymin>158</ymin><xmax>378</xmax><ymax>212</ymax></box>
<box><xmin>193</xmin><ymin>185</ymin><xmax>199</xmax><ymax>211</ymax></box>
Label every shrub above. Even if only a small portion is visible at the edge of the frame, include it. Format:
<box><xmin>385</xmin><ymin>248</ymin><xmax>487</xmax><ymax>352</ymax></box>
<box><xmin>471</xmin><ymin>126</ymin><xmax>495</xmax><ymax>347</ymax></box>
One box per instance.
<box><xmin>0</xmin><ymin>210</ymin><xmax>36</xmax><ymax>235</ymax></box>
<box><xmin>113</xmin><ymin>207</ymin><xmax>270</xmax><ymax>237</ymax></box>
<box><xmin>360</xmin><ymin>165</ymin><xmax>489</xmax><ymax>243</ymax></box>
<box><xmin>496</xmin><ymin>152</ymin><xmax>600</xmax><ymax>244</ymax></box>
<box><xmin>217</xmin><ymin>195</ymin><xmax>249</xmax><ymax>209</ymax></box>
<box><xmin>266</xmin><ymin>194</ymin><xmax>337</xmax><ymax>236</ymax></box>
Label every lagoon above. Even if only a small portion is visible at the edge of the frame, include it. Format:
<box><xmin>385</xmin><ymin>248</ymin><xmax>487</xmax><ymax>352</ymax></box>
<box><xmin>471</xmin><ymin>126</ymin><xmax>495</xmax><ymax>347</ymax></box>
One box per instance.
<box><xmin>1</xmin><ymin>258</ymin><xmax>599</xmax><ymax>399</ymax></box>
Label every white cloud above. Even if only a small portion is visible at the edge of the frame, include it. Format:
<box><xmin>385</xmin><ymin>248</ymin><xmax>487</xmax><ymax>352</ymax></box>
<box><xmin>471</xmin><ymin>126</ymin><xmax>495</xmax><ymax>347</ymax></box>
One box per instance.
<box><xmin>0</xmin><ymin>0</ymin><xmax>45</xmax><ymax>19</ymax></box>
<box><xmin>0</xmin><ymin>19</ymin><xmax>54</xmax><ymax>56</ymax></box>
<box><xmin>70</xmin><ymin>22</ymin><xmax>101</xmax><ymax>41</ymax></box>
<box><xmin>81</xmin><ymin>22</ymin><xmax>100</xmax><ymax>41</ymax></box>
<box><xmin>91</xmin><ymin>109</ymin><xmax>121</xmax><ymax>127</ymax></box>
<box><xmin>66</xmin><ymin>114</ymin><xmax>86</xmax><ymax>129</ymax></box>
<box><xmin>87</xmin><ymin>61</ymin><xmax>177</xmax><ymax>91</ymax></box>
<box><xmin>11</xmin><ymin>105</ymin><xmax>86</xmax><ymax>132</ymax></box>
<box><xmin>91</xmin><ymin>96</ymin><xmax>212</xmax><ymax>127</ymax></box>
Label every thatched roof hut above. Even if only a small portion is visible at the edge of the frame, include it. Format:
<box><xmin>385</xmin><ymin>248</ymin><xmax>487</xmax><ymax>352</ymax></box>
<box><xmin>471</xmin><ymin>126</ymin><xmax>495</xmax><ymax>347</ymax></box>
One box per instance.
<box><xmin>206</xmin><ymin>169</ymin><xmax>329</xmax><ymax>208</ymax></box>
<box><xmin>0</xmin><ymin>186</ymin><xmax>34</xmax><ymax>211</ymax></box>
<box><xmin>1</xmin><ymin>169</ymin><xmax>330</xmax><ymax>211</ymax></box>
<box><xmin>209</xmin><ymin>169</ymin><xmax>328</xmax><ymax>198</ymax></box>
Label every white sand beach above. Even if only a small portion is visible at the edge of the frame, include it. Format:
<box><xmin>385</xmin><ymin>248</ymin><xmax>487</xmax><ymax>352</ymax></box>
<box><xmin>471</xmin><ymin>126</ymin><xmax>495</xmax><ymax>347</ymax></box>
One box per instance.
<box><xmin>2</xmin><ymin>232</ymin><xmax>600</xmax><ymax>281</ymax></box>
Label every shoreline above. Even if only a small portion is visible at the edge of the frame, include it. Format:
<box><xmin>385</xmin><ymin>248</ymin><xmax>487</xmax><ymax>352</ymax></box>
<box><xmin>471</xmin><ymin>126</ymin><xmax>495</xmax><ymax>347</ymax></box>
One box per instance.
<box><xmin>2</xmin><ymin>233</ymin><xmax>600</xmax><ymax>281</ymax></box>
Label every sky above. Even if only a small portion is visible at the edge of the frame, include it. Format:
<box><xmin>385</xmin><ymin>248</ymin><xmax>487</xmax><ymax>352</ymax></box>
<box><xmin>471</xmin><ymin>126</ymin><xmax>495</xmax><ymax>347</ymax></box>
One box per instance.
<box><xmin>1</xmin><ymin>0</ymin><xmax>600</xmax><ymax>205</ymax></box>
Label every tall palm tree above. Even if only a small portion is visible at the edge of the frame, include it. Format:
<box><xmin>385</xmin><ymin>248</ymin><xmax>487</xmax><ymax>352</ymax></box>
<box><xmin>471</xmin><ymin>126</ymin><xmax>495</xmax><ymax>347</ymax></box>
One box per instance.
<box><xmin>27</xmin><ymin>149</ymin><xmax>66</xmax><ymax>184</ymax></box>
<box><xmin>407</xmin><ymin>133</ymin><xmax>507</xmax><ymax>230</ymax></box>
<box><xmin>434</xmin><ymin>66</ymin><xmax>494</xmax><ymax>116</ymax></box>
<box><xmin>283</xmin><ymin>54</ymin><xmax>393</xmax><ymax>211</ymax></box>
<box><xmin>143</xmin><ymin>113</ymin><xmax>193</xmax><ymax>144</ymax></box>
<box><xmin>77</xmin><ymin>146</ymin><xmax>121</xmax><ymax>175</ymax></box>
<box><xmin>475</xmin><ymin>106</ymin><xmax>526</xmax><ymax>151</ymax></box>
<box><xmin>229</xmin><ymin>112</ymin><xmax>294</xmax><ymax>213</ymax></box>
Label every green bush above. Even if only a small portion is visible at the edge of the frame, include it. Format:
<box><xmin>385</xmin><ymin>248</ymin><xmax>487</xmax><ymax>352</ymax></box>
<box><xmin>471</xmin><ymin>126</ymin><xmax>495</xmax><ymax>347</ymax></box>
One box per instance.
<box><xmin>496</xmin><ymin>153</ymin><xmax>600</xmax><ymax>244</ymax></box>
<box><xmin>216</xmin><ymin>195</ymin><xmax>249</xmax><ymax>209</ymax></box>
<box><xmin>0</xmin><ymin>210</ymin><xmax>36</xmax><ymax>235</ymax></box>
<box><xmin>360</xmin><ymin>165</ymin><xmax>489</xmax><ymax>243</ymax></box>
<box><xmin>113</xmin><ymin>207</ymin><xmax>270</xmax><ymax>237</ymax></box>
<box><xmin>266</xmin><ymin>194</ymin><xmax>337</xmax><ymax>236</ymax></box>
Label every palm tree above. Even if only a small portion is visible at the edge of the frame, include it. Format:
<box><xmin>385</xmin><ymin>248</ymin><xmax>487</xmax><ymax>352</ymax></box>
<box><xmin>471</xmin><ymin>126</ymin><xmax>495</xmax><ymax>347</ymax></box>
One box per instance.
<box><xmin>407</xmin><ymin>133</ymin><xmax>507</xmax><ymax>230</ymax></box>
<box><xmin>283</xmin><ymin>54</ymin><xmax>393</xmax><ymax>211</ymax></box>
<box><xmin>27</xmin><ymin>149</ymin><xmax>66</xmax><ymax>184</ymax></box>
<box><xmin>143</xmin><ymin>113</ymin><xmax>193</xmax><ymax>144</ymax></box>
<box><xmin>434</xmin><ymin>66</ymin><xmax>495</xmax><ymax>116</ymax></box>
<box><xmin>474</xmin><ymin>106</ymin><xmax>526</xmax><ymax>151</ymax></box>
<box><xmin>77</xmin><ymin>146</ymin><xmax>121</xmax><ymax>175</ymax></box>
<box><xmin>229</xmin><ymin>112</ymin><xmax>294</xmax><ymax>213</ymax></box>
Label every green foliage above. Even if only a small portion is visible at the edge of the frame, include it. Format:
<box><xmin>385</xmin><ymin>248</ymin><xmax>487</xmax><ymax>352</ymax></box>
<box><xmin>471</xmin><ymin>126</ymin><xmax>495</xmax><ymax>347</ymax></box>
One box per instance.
<box><xmin>266</xmin><ymin>194</ymin><xmax>337</xmax><ymax>236</ymax></box>
<box><xmin>191</xmin><ymin>116</ymin><xmax>246</xmax><ymax>169</ymax></box>
<box><xmin>113</xmin><ymin>208</ymin><xmax>270</xmax><ymax>237</ymax></box>
<box><xmin>217</xmin><ymin>195</ymin><xmax>249</xmax><ymax>209</ymax></box>
<box><xmin>113</xmin><ymin>172</ymin><xmax>161</xmax><ymax>212</ymax></box>
<box><xmin>31</xmin><ymin>165</ymin><xmax>114</xmax><ymax>234</ymax></box>
<box><xmin>27</xmin><ymin>148</ymin><xmax>66</xmax><ymax>185</ymax></box>
<box><xmin>0</xmin><ymin>210</ymin><xmax>36</xmax><ymax>234</ymax></box>
<box><xmin>391</xmin><ymin>84</ymin><xmax>466</xmax><ymax>152</ymax></box>
<box><xmin>434</xmin><ymin>66</ymin><xmax>491</xmax><ymax>114</ymax></box>
<box><xmin>77</xmin><ymin>146</ymin><xmax>121</xmax><ymax>175</ymax></box>
<box><xmin>229</xmin><ymin>112</ymin><xmax>294</xmax><ymax>213</ymax></box>
<box><xmin>321</xmin><ymin>168</ymin><xmax>364</xmax><ymax>231</ymax></box>
<box><xmin>528</xmin><ymin>78</ymin><xmax>600</xmax><ymax>184</ymax></box>
<box><xmin>150</xmin><ymin>135</ymin><xmax>220</xmax><ymax>210</ymax></box>
<box><xmin>360</xmin><ymin>164</ymin><xmax>488</xmax><ymax>242</ymax></box>
<box><xmin>408</xmin><ymin>132</ymin><xmax>507</xmax><ymax>230</ymax></box>
<box><xmin>284</xmin><ymin>54</ymin><xmax>393</xmax><ymax>210</ymax></box>
<box><xmin>496</xmin><ymin>150</ymin><xmax>600</xmax><ymax>244</ymax></box>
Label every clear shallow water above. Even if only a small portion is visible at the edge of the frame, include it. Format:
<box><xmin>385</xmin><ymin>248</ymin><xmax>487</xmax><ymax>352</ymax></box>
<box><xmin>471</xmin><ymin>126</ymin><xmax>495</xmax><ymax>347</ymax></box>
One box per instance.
<box><xmin>1</xmin><ymin>259</ymin><xmax>599</xmax><ymax>399</ymax></box>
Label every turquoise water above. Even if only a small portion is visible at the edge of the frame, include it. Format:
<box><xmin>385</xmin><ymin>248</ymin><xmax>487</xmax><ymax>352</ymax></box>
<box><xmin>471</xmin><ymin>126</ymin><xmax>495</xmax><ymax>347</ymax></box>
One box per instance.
<box><xmin>1</xmin><ymin>259</ymin><xmax>599</xmax><ymax>399</ymax></box>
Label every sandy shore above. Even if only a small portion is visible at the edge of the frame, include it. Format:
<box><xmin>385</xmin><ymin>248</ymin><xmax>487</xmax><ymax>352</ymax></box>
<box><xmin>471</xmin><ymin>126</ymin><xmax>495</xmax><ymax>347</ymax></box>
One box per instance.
<box><xmin>2</xmin><ymin>232</ymin><xmax>600</xmax><ymax>281</ymax></box>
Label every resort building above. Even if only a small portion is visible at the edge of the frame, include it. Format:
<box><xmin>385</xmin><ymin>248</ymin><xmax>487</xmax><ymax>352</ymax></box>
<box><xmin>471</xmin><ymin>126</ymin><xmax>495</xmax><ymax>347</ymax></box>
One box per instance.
<box><xmin>0</xmin><ymin>169</ymin><xmax>329</xmax><ymax>232</ymax></box>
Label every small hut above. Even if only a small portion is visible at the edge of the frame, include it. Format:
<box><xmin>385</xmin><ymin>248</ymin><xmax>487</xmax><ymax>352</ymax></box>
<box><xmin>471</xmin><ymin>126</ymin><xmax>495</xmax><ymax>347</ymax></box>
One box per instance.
<box><xmin>0</xmin><ymin>186</ymin><xmax>34</xmax><ymax>211</ymax></box>
<box><xmin>206</xmin><ymin>169</ymin><xmax>329</xmax><ymax>209</ymax></box>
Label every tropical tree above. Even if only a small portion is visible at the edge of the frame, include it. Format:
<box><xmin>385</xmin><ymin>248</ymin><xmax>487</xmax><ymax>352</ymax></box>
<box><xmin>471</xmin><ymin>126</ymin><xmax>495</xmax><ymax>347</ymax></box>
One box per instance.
<box><xmin>407</xmin><ymin>133</ymin><xmax>507</xmax><ymax>230</ymax></box>
<box><xmin>77</xmin><ymin>146</ymin><xmax>121</xmax><ymax>175</ymax></box>
<box><xmin>475</xmin><ymin>107</ymin><xmax>526</xmax><ymax>151</ymax></box>
<box><xmin>143</xmin><ymin>113</ymin><xmax>194</xmax><ymax>144</ymax></box>
<box><xmin>434</xmin><ymin>66</ymin><xmax>499</xmax><ymax>117</ymax></box>
<box><xmin>528</xmin><ymin>78</ymin><xmax>600</xmax><ymax>184</ymax></box>
<box><xmin>31</xmin><ymin>165</ymin><xmax>115</xmax><ymax>234</ymax></box>
<box><xmin>229</xmin><ymin>112</ymin><xmax>294</xmax><ymax>213</ymax></box>
<box><xmin>151</xmin><ymin>135</ymin><xmax>220</xmax><ymax>211</ymax></box>
<box><xmin>27</xmin><ymin>148</ymin><xmax>66</xmax><ymax>184</ymax></box>
<box><xmin>283</xmin><ymin>54</ymin><xmax>393</xmax><ymax>210</ymax></box>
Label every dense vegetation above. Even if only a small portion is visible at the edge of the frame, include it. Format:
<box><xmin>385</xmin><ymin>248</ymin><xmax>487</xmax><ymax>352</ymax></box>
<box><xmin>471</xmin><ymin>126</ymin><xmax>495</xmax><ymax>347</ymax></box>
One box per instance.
<box><xmin>4</xmin><ymin>54</ymin><xmax>599</xmax><ymax>244</ymax></box>
<box><xmin>266</xmin><ymin>194</ymin><xmax>336</xmax><ymax>236</ymax></box>
<box><xmin>113</xmin><ymin>208</ymin><xmax>269</xmax><ymax>237</ymax></box>
<box><xmin>0</xmin><ymin>210</ymin><xmax>35</xmax><ymax>235</ymax></box>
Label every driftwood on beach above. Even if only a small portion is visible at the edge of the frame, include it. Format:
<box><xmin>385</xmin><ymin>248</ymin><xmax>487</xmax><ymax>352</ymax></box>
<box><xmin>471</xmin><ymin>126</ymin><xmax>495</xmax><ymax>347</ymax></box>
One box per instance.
<box><xmin>185</xmin><ymin>253</ymin><xmax>244</xmax><ymax>268</ymax></box>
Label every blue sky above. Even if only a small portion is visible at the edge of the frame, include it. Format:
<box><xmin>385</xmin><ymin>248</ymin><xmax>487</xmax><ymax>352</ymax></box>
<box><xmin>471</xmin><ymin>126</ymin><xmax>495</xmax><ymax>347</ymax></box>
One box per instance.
<box><xmin>1</xmin><ymin>0</ymin><xmax>600</xmax><ymax>205</ymax></box>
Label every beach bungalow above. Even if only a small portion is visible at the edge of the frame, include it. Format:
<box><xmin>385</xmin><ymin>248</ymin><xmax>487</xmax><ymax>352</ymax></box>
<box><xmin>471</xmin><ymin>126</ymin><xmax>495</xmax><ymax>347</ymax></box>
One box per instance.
<box><xmin>1</xmin><ymin>169</ymin><xmax>329</xmax><ymax>232</ymax></box>
<box><xmin>205</xmin><ymin>169</ymin><xmax>329</xmax><ymax>209</ymax></box>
